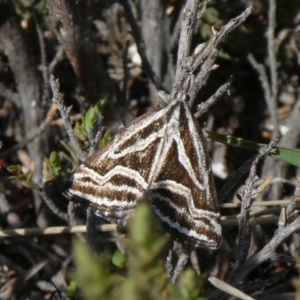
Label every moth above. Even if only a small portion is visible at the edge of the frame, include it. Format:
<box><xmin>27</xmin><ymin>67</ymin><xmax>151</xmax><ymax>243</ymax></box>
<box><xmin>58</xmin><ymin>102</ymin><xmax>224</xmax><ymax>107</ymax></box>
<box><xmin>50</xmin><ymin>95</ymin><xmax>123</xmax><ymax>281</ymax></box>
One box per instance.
<box><xmin>63</xmin><ymin>97</ymin><xmax>221</xmax><ymax>249</ymax></box>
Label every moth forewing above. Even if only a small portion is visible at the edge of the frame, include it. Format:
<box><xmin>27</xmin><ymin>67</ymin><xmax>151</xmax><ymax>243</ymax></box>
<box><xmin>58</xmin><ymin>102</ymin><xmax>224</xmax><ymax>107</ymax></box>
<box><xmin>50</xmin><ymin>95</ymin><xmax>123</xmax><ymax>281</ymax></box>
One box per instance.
<box><xmin>146</xmin><ymin>100</ymin><xmax>221</xmax><ymax>249</ymax></box>
<box><xmin>63</xmin><ymin>98</ymin><xmax>222</xmax><ymax>249</ymax></box>
<box><xmin>63</xmin><ymin>107</ymin><xmax>170</xmax><ymax>223</ymax></box>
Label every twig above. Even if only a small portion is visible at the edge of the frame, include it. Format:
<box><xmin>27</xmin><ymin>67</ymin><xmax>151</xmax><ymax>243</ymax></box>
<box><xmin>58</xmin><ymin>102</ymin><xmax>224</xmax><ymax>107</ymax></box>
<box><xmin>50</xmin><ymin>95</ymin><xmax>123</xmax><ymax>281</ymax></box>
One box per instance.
<box><xmin>267</xmin><ymin>0</ymin><xmax>278</xmax><ymax>116</ymax></box>
<box><xmin>209</xmin><ymin>157</ymin><xmax>300</xmax><ymax>300</ymax></box>
<box><xmin>0</xmin><ymin>214</ymin><xmax>286</xmax><ymax>237</ymax></box>
<box><xmin>36</xmin><ymin>20</ymin><xmax>50</xmax><ymax>107</ymax></box>
<box><xmin>222</xmin><ymin>215</ymin><xmax>279</xmax><ymax>227</ymax></box>
<box><xmin>49</xmin><ymin>75</ymin><xmax>86</xmax><ymax>162</ymax></box>
<box><xmin>237</xmin><ymin>140</ymin><xmax>278</xmax><ymax>265</ymax></box>
<box><xmin>0</xmin><ymin>103</ymin><xmax>58</xmax><ymax>158</ymax></box>
<box><xmin>260</xmin><ymin>87</ymin><xmax>300</xmax><ymax>201</ymax></box>
<box><xmin>208</xmin><ymin>277</ymin><xmax>255</xmax><ymax>300</ymax></box>
<box><xmin>169</xmin><ymin>5</ymin><xmax>183</xmax><ymax>52</ymax></box>
<box><xmin>88</xmin><ymin>130</ymin><xmax>103</xmax><ymax>157</ymax></box>
<box><xmin>221</xmin><ymin>199</ymin><xmax>292</xmax><ymax>208</ymax></box>
<box><xmin>0</xmin><ymin>224</ymin><xmax>118</xmax><ymax>237</ymax></box>
<box><xmin>174</xmin><ymin>0</ymin><xmax>200</xmax><ymax>76</ymax></box>
<box><xmin>0</xmin><ymin>82</ymin><xmax>20</xmax><ymax>106</ymax></box>
<box><xmin>88</xmin><ymin>116</ymin><xmax>103</xmax><ymax>157</ymax></box>
<box><xmin>233</xmin><ymin>215</ymin><xmax>300</xmax><ymax>284</ymax></box>
<box><xmin>122</xmin><ymin>40</ymin><xmax>130</xmax><ymax>102</ymax></box>
<box><xmin>210</xmin><ymin>228</ymin><xmax>299</xmax><ymax>300</ymax></box>
<box><xmin>171</xmin><ymin>5</ymin><xmax>253</xmax><ymax>106</ymax></box>
<box><xmin>194</xmin><ymin>76</ymin><xmax>233</xmax><ymax>118</ymax></box>
<box><xmin>188</xmin><ymin>6</ymin><xmax>254</xmax><ymax>103</ymax></box>
<box><xmin>48</xmin><ymin>45</ymin><xmax>64</xmax><ymax>75</ymax></box>
<box><xmin>247</xmin><ymin>53</ymin><xmax>279</xmax><ymax>138</ymax></box>
<box><xmin>286</xmin><ymin>175</ymin><xmax>300</xmax><ymax>218</ymax></box>
<box><xmin>120</xmin><ymin>0</ymin><xmax>163</xmax><ymax>90</ymax></box>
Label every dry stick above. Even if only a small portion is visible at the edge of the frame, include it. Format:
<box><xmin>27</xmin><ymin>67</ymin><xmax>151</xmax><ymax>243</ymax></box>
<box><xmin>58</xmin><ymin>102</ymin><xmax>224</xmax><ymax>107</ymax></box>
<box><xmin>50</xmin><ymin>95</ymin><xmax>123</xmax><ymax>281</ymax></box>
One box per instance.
<box><xmin>165</xmin><ymin>4</ymin><xmax>183</xmax><ymax>86</ymax></box>
<box><xmin>0</xmin><ymin>224</ymin><xmax>118</xmax><ymax>237</ymax></box>
<box><xmin>122</xmin><ymin>40</ymin><xmax>130</xmax><ymax>102</ymax></box>
<box><xmin>261</xmin><ymin>87</ymin><xmax>300</xmax><ymax>202</ymax></box>
<box><xmin>210</xmin><ymin>142</ymin><xmax>279</xmax><ymax>299</ymax></box>
<box><xmin>49</xmin><ymin>75</ymin><xmax>88</xmax><ymax>242</ymax></box>
<box><xmin>247</xmin><ymin>51</ymin><xmax>279</xmax><ymax>139</ymax></box>
<box><xmin>197</xmin><ymin>0</ymin><xmax>210</xmax><ymax>20</ymax></box>
<box><xmin>194</xmin><ymin>76</ymin><xmax>234</xmax><ymax>118</ymax></box>
<box><xmin>223</xmin><ymin>215</ymin><xmax>279</xmax><ymax>227</ymax></box>
<box><xmin>171</xmin><ymin>5</ymin><xmax>253</xmax><ymax>105</ymax></box>
<box><xmin>36</xmin><ymin>20</ymin><xmax>50</xmax><ymax>107</ymax></box>
<box><xmin>221</xmin><ymin>199</ymin><xmax>293</xmax><ymax>208</ymax></box>
<box><xmin>209</xmin><ymin>277</ymin><xmax>255</xmax><ymax>300</ymax></box>
<box><xmin>0</xmin><ymin>215</ymin><xmax>285</xmax><ymax>237</ymax></box>
<box><xmin>171</xmin><ymin>0</ymin><xmax>201</xmax><ymax>101</ymax></box>
<box><xmin>230</xmin><ymin>215</ymin><xmax>300</xmax><ymax>286</ymax></box>
<box><xmin>250</xmin><ymin>206</ymin><xmax>282</xmax><ymax>218</ymax></box>
<box><xmin>88</xmin><ymin>129</ymin><xmax>103</xmax><ymax>158</ymax></box>
<box><xmin>0</xmin><ymin>82</ymin><xmax>20</xmax><ymax>105</ymax></box>
<box><xmin>48</xmin><ymin>45</ymin><xmax>64</xmax><ymax>75</ymax></box>
<box><xmin>169</xmin><ymin>5</ymin><xmax>183</xmax><ymax>53</ymax></box>
<box><xmin>266</xmin><ymin>0</ymin><xmax>279</xmax><ymax>139</ymax></box>
<box><xmin>0</xmin><ymin>103</ymin><xmax>58</xmax><ymax>158</ymax></box>
<box><xmin>189</xmin><ymin>6</ymin><xmax>254</xmax><ymax>103</ymax></box>
<box><xmin>140</xmin><ymin>0</ymin><xmax>166</xmax><ymax>98</ymax></box>
<box><xmin>49</xmin><ymin>75</ymin><xmax>85</xmax><ymax>162</ymax></box>
<box><xmin>121</xmin><ymin>0</ymin><xmax>163</xmax><ymax>90</ymax></box>
<box><xmin>209</xmin><ymin>170</ymin><xmax>300</xmax><ymax>300</ymax></box>
<box><xmin>237</xmin><ymin>140</ymin><xmax>278</xmax><ymax>266</ymax></box>
<box><xmin>244</xmin><ymin>271</ymin><xmax>290</xmax><ymax>299</ymax></box>
<box><xmin>286</xmin><ymin>175</ymin><xmax>300</xmax><ymax>218</ymax></box>
<box><xmin>174</xmin><ymin>0</ymin><xmax>200</xmax><ymax>76</ymax></box>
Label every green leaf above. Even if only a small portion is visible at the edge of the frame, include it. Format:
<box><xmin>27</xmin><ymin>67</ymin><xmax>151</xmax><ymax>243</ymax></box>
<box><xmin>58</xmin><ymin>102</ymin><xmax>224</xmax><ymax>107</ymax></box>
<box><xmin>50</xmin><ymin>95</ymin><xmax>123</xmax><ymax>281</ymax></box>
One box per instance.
<box><xmin>7</xmin><ymin>164</ymin><xmax>22</xmax><ymax>175</ymax></box>
<box><xmin>65</xmin><ymin>280</ymin><xmax>77</xmax><ymax>297</ymax></box>
<box><xmin>74</xmin><ymin>121</ymin><xmax>88</xmax><ymax>141</ymax></box>
<box><xmin>112</xmin><ymin>249</ymin><xmax>126</xmax><ymax>269</ymax></box>
<box><xmin>99</xmin><ymin>130</ymin><xmax>113</xmax><ymax>147</ymax></box>
<box><xmin>60</xmin><ymin>140</ymin><xmax>80</xmax><ymax>165</ymax></box>
<box><xmin>127</xmin><ymin>202</ymin><xmax>168</xmax><ymax>268</ymax></box>
<box><xmin>170</xmin><ymin>269</ymin><xmax>203</xmax><ymax>300</ymax></box>
<box><xmin>83</xmin><ymin>99</ymin><xmax>107</xmax><ymax>131</ymax></box>
<box><xmin>73</xmin><ymin>240</ymin><xmax>122</xmax><ymax>300</ymax></box>
<box><xmin>271</xmin><ymin>146</ymin><xmax>300</xmax><ymax>167</ymax></box>
<box><xmin>200</xmin><ymin>23</ymin><xmax>213</xmax><ymax>39</ymax></box>
<box><xmin>203</xmin><ymin>7</ymin><xmax>220</xmax><ymax>24</ymax></box>
<box><xmin>70</xmin><ymin>202</ymin><xmax>210</xmax><ymax>299</ymax></box>
<box><xmin>204</xmin><ymin>130</ymin><xmax>300</xmax><ymax>167</ymax></box>
<box><xmin>7</xmin><ymin>164</ymin><xmax>41</xmax><ymax>190</ymax></box>
<box><xmin>22</xmin><ymin>179</ymin><xmax>42</xmax><ymax>191</ymax></box>
<box><xmin>43</xmin><ymin>151</ymin><xmax>64</xmax><ymax>182</ymax></box>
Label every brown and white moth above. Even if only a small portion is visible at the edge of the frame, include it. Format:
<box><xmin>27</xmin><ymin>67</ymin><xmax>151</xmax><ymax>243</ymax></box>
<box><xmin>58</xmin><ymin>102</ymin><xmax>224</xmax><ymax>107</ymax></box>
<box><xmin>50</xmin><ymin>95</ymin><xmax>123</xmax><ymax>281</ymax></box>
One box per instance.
<box><xmin>63</xmin><ymin>96</ymin><xmax>221</xmax><ymax>249</ymax></box>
